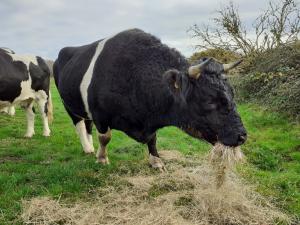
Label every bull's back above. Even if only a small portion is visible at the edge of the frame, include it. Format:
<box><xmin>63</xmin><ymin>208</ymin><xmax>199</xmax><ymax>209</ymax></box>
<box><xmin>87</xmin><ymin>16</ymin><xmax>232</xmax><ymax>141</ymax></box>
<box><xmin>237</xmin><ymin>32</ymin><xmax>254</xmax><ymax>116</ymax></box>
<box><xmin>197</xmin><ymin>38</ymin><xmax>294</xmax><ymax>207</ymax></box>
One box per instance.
<box><xmin>53</xmin><ymin>42</ymin><xmax>99</xmax><ymax>118</ymax></box>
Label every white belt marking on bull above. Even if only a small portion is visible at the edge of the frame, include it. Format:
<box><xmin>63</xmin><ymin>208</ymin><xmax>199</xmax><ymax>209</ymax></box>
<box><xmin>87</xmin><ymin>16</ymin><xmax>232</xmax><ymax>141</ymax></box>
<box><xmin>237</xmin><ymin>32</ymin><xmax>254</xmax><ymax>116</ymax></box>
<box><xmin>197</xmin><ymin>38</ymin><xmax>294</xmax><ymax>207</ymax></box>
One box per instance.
<box><xmin>80</xmin><ymin>37</ymin><xmax>110</xmax><ymax>119</ymax></box>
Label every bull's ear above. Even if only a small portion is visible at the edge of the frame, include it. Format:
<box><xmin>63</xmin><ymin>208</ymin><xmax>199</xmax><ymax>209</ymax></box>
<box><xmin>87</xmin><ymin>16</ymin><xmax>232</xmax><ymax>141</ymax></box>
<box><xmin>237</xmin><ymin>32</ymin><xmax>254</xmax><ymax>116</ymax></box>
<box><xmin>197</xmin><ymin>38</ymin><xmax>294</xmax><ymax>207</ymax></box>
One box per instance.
<box><xmin>163</xmin><ymin>69</ymin><xmax>182</xmax><ymax>92</ymax></box>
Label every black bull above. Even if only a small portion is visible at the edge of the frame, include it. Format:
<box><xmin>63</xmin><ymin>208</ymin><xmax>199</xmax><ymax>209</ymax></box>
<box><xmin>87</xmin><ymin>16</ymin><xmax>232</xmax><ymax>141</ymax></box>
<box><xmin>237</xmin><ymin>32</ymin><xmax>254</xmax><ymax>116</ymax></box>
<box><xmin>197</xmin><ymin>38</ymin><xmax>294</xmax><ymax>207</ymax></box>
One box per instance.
<box><xmin>53</xmin><ymin>28</ymin><xmax>247</xmax><ymax>169</ymax></box>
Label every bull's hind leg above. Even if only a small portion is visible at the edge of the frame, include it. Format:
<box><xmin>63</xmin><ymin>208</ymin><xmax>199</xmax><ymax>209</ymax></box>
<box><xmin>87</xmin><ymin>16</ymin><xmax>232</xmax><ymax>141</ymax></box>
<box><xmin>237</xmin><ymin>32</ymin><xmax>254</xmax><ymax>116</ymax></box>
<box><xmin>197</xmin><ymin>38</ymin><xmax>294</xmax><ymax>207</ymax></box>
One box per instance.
<box><xmin>24</xmin><ymin>100</ymin><xmax>35</xmax><ymax>138</ymax></box>
<box><xmin>147</xmin><ymin>133</ymin><xmax>165</xmax><ymax>171</ymax></box>
<box><xmin>36</xmin><ymin>93</ymin><xmax>51</xmax><ymax>137</ymax></box>
<box><xmin>84</xmin><ymin>120</ymin><xmax>94</xmax><ymax>147</ymax></box>
<box><xmin>64</xmin><ymin>107</ymin><xmax>94</xmax><ymax>154</ymax></box>
<box><xmin>96</xmin><ymin>128</ymin><xmax>111</xmax><ymax>164</ymax></box>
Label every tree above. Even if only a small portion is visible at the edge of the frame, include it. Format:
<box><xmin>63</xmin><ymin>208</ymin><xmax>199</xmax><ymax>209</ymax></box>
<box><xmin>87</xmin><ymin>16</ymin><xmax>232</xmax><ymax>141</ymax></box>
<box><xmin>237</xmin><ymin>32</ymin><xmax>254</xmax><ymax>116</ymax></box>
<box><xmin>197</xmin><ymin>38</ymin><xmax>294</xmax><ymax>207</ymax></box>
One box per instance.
<box><xmin>189</xmin><ymin>0</ymin><xmax>300</xmax><ymax>56</ymax></box>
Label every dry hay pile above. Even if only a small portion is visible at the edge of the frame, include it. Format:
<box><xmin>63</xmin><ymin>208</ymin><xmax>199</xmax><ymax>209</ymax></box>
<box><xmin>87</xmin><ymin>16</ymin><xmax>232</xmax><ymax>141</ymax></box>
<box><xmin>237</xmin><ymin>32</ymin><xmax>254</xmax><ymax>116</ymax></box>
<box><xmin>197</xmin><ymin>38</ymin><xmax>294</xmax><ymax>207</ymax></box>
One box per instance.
<box><xmin>21</xmin><ymin>149</ymin><xmax>292</xmax><ymax>225</ymax></box>
<box><xmin>209</xmin><ymin>143</ymin><xmax>245</xmax><ymax>188</ymax></box>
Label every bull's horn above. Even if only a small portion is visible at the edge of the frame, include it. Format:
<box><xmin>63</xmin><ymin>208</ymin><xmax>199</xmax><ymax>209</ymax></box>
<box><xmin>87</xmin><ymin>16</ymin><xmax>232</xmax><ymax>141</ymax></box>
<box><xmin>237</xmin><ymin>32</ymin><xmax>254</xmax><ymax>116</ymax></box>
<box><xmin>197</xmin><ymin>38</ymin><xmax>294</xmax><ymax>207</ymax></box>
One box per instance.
<box><xmin>188</xmin><ymin>58</ymin><xmax>212</xmax><ymax>79</ymax></box>
<box><xmin>223</xmin><ymin>59</ymin><xmax>243</xmax><ymax>72</ymax></box>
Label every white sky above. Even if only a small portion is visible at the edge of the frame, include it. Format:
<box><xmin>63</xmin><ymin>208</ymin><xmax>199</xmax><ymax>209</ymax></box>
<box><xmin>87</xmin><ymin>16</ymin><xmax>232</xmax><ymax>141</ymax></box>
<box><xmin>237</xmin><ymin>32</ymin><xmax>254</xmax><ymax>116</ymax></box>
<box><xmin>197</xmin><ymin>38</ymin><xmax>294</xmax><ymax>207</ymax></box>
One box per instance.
<box><xmin>0</xmin><ymin>0</ymin><xmax>270</xmax><ymax>59</ymax></box>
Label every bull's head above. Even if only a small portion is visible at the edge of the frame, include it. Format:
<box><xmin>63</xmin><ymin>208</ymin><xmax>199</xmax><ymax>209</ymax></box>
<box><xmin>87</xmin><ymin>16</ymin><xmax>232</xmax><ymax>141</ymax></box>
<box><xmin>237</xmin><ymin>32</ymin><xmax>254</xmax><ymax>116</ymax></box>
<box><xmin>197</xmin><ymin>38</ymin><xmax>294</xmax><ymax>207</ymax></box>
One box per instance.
<box><xmin>165</xmin><ymin>57</ymin><xmax>247</xmax><ymax>147</ymax></box>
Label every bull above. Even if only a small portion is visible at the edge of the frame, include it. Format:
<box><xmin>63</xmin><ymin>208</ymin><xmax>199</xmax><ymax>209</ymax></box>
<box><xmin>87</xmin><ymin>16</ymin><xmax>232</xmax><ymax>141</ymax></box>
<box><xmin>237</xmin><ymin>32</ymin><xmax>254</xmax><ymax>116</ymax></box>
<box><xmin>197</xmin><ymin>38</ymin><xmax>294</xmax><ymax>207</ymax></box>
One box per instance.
<box><xmin>53</xmin><ymin>29</ymin><xmax>246</xmax><ymax>169</ymax></box>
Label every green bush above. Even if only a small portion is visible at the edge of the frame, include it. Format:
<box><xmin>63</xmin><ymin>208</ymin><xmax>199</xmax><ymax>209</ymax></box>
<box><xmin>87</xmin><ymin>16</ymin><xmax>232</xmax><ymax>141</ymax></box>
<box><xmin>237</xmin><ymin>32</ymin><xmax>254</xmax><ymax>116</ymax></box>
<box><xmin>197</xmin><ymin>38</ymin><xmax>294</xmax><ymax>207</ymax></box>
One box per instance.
<box><xmin>189</xmin><ymin>48</ymin><xmax>241</xmax><ymax>63</ymax></box>
<box><xmin>230</xmin><ymin>42</ymin><xmax>300</xmax><ymax>119</ymax></box>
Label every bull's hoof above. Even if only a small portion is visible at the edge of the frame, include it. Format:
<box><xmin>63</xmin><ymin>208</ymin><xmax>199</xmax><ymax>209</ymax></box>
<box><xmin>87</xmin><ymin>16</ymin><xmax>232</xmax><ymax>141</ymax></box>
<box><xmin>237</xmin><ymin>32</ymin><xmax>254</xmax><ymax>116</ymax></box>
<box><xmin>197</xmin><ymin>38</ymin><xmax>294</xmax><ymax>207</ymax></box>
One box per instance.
<box><xmin>43</xmin><ymin>131</ymin><xmax>51</xmax><ymax>137</ymax></box>
<box><xmin>84</xmin><ymin>147</ymin><xmax>95</xmax><ymax>154</ymax></box>
<box><xmin>96</xmin><ymin>156</ymin><xmax>110</xmax><ymax>165</ymax></box>
<box><xmin>149</xmin><ymin>154</ymin><xmax>166</xmax><ymax>172</ymax></box>
<box><xmin>24</xmin><ymin>132</ymin><xmax>35</xmax><ymax>138</ymax></box>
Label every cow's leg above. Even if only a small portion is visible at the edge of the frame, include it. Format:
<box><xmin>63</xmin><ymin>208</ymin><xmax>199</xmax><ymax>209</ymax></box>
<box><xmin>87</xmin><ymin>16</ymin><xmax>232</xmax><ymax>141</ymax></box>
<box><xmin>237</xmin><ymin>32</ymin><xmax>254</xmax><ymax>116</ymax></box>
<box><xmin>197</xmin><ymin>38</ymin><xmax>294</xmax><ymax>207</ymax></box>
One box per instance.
<box><xmin>8</xmin><ymin>106</ymin><xmax>15</xmax><ymax>116</ymax></box>
<box><xmin>1</xmin><ymin>107</ymin><xmax>9</xmax><ymax>114</ymax></box>
<box><xmin>36</xmin><ymin>96</ymin><xmax>50</xmax><ymax>137</ymax></box>
<box><xmin>24</xmin><ymin>100</ymin><xmax>35</xmax><ymax>138</ymax></box>
<box><xmin>96</xmin><ymin>128</ymin><xmax>111</xmax><ymax>164</ymax></box>
<box><xmin>64</xmin><ymin>106</ymin><xmax>94</xmax><ymax>154</ymax></box>
<box><xmin>84</xmin><ymin>120</ymin><xmax>94</xmax><ymax>147</ymax></box>
<box><xmin>147</xmin><ymin>133</ymin><xmax>165</xmax><ymax>171</ymax></box>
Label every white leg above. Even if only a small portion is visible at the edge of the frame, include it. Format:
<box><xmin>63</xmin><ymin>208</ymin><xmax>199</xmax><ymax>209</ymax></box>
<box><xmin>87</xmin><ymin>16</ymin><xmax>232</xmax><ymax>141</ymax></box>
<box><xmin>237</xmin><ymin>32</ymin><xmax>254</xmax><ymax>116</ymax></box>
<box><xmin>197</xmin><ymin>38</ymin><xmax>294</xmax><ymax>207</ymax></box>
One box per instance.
<box><xmin>75</xmin><ymin>120</ymin><xmax>95</xmax><ymax>154</ymax></box>
<box><xmin>24</xmin><ymin>102</ymin><xmax>35</xmax><ymax>138</ymax></box>
<box><xmin>149</xmin><ymin>154</ymin><xmax>166</xmax><ymax>172</ymax></box>
<box><xmin>0</xmin><ymin>107</ymin><xmax>9</xmax><ymax>114</ymax></box>
<box><xmin>8</xmin><ymin>106</ymin><xmax>15</xmax><ymax>116</ymax></box>
<box><xmin>36</xmin><ymin>98</ymin><xmax>51</xmax><ymax>137</ymax></box>
<box><xmin>96</xmin><ymin>128</ymin><xmax>111</xmax><ymax>164</ymax></box>
<box><xmin>87</xmin><ymin>133</ymin><xmax>94</xmax><ymax>146</ymax></box>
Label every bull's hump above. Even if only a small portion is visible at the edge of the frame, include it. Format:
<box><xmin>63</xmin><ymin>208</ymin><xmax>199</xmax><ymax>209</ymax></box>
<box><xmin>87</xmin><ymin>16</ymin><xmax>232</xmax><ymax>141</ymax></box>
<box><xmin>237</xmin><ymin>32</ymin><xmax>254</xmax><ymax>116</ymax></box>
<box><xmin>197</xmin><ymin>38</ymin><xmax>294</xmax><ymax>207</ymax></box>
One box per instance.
<box><xmin>79</xmin><ymin>36</ymin><xmax>113</xmax><ymax>119</ymax></box>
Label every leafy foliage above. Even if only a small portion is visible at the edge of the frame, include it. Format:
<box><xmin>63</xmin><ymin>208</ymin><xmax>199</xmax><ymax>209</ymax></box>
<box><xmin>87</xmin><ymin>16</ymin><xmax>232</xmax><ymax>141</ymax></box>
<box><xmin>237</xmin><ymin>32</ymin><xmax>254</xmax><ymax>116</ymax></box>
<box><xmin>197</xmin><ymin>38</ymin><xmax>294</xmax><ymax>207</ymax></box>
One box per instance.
<box><xmin>231</xmin><ymin>42</ymin><xmax>300</xmax><ymax>119</ymax></box>
<box><xmin>189</xmin><ymin>48</ymin><xmax>241</xmax><ymax>63</ymax></box>
<box><xmin>189</xmin><ymin>0</ymin><xmax>300</xmax><ymax>56</ymax></box>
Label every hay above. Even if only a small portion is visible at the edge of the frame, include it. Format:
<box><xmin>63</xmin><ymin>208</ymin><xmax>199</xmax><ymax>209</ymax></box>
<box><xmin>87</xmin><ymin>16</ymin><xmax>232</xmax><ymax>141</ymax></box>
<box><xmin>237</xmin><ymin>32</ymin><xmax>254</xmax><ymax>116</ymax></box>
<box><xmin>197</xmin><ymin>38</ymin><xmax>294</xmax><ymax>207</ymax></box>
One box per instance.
<box><xmin>209</xmin><ymin>142</ymin><xmax>245</xmax><ymax>188</ymax></box>
<box><xmin>21</xmin><ymin>150</ymin><xmax>292</xmax><ymax>225</ymax></box>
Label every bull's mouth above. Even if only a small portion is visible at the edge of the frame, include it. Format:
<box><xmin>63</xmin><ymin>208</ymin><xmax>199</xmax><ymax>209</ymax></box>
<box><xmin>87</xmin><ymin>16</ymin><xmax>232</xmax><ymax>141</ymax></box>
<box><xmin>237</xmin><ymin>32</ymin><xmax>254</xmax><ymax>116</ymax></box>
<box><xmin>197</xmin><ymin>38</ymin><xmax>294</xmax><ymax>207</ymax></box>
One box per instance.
<box><xmin>219</xmin><ymin>134</ymin><xmax>247</xmax><ymax>147</ymax></box>
<box><xmin>182</xmin><ymin>127</ymin><xmax>247</xmax><ymax>147</ymax></box>
<box><xmin>183</xmin><ymin>127</ymin><xmax>247</xmax><ymax>148</ymax></box>
<box><xmin>210</xmin><ymin>142</ymin><xmax>245</xmax><ymax>165</ymax></box>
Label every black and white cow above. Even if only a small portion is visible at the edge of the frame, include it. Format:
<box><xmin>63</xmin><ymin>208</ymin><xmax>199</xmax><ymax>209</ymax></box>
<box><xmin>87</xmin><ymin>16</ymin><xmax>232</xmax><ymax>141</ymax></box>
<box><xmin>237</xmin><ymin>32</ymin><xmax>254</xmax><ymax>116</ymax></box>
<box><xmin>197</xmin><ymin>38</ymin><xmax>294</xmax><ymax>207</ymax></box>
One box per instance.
<box><xmin>53</xmin><ymin>29</ymin><xmax>246</xmax><ymax>169</ymax></box>
<box><xmin>0</xmin><ymin>48</ymin><xmax>53</xmax><ymax>137</ymax></box>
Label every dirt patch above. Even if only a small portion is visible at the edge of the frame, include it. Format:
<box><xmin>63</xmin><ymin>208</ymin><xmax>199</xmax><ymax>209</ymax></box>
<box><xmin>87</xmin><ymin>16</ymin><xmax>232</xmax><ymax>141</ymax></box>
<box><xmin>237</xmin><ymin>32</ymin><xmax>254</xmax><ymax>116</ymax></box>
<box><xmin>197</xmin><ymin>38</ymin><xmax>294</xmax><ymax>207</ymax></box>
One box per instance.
<box><xmin>0</xmin><ymin>155</ymin><xmax>23</xmax><ymax>164</ymax></box>
<box><xmin>126</xmin><ymin>176</ymin><xmax>154</xmax><ymax>190</ymax></box>
<box><xmin>21</xmin><ymin>150</ymin><xmax>292</xmax><ymax>225</ymax></box>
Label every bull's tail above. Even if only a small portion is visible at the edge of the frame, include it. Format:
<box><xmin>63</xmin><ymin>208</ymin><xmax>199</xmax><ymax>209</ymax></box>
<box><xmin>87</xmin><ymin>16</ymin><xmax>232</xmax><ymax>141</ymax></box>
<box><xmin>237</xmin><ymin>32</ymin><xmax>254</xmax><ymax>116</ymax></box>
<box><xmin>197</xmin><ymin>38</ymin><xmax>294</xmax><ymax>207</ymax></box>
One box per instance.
<box><xmin>47</xmin><ymin>90</ymin><xmax>53</xmax><ymax>124</ymax></box>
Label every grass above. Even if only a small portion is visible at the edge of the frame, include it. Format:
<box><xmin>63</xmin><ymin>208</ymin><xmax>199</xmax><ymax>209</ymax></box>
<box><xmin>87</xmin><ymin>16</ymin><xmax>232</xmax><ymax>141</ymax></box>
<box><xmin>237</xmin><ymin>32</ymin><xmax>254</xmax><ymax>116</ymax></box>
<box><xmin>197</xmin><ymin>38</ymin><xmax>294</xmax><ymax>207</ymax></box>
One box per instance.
<box><xmin>0</xmin><ymin>82</ymin><xmax>299</xmax><ymax>224</ymax></box>
<box><xmin>237</xmin><ymin>104</ymin><xmax>300</xmax><ymax>216</ymax></box>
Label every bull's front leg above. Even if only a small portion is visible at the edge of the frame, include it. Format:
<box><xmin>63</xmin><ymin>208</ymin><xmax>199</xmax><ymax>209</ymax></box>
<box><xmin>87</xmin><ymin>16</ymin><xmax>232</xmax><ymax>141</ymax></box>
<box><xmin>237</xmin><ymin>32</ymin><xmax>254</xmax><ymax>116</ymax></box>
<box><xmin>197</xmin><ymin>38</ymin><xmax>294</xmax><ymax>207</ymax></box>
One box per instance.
<box><xmin>96</xmin><ymin>128</ymin><xmax>111</xmax><ymax>164</ymax></box>
<box><xmin>147</xmin><ymin>133</ymin><xmax>165</xmax><ymax>171</ymax></box>
<box><xmin>75</xmin><ymin>120</ymin><xmax>95</xmax><ymax>154</ymax></box>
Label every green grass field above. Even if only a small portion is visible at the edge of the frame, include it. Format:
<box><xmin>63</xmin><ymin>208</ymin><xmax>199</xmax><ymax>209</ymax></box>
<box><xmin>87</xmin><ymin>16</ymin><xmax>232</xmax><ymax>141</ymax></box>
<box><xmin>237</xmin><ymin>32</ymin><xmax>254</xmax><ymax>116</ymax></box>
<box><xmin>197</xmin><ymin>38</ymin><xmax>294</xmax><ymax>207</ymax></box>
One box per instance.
<box><xmin>0</xmin><ymin>83</ymin><xmax>299</xmax><ymax>224</ymax></box>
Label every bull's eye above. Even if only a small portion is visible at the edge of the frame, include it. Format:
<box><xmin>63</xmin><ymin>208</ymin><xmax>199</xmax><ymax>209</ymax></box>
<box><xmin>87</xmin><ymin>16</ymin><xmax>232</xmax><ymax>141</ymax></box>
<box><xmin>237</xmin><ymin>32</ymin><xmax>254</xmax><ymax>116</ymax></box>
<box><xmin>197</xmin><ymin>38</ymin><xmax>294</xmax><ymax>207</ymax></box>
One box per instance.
<box><xmin>204</xmin><ymin>100</ymin><xmax>217</xmax><ymax>110</ymax></box>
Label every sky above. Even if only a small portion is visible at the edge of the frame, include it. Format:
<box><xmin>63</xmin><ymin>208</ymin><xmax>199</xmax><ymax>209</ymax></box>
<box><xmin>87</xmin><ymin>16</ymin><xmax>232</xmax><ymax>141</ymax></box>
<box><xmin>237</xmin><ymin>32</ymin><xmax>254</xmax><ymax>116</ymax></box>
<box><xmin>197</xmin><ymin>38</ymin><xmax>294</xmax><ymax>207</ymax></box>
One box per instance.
<box><xmin>0</xmin><ymin>0</ymin><xmax>270</xmax><ymax>60</ymax></box>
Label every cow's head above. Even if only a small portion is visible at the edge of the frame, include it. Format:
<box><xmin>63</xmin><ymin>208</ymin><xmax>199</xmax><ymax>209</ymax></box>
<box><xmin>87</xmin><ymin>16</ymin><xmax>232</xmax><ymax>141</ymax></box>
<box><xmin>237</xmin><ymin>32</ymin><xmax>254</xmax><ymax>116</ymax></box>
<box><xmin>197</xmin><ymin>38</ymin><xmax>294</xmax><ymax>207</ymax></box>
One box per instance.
<box><xmin>165</xmin><ymin>57</ymin><xmax>247</xmax><ymax>147</ymax></box>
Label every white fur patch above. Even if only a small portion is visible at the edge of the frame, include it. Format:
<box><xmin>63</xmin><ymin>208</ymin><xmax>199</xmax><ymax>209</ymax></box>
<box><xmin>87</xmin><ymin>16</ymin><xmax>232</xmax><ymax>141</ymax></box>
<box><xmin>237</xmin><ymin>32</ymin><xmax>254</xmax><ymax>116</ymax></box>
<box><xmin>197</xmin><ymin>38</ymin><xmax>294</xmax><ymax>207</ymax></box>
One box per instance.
<box><xmin>80</xmin><ymin>37</ymin><xmax>111</xmax><ymax>119</ymax></box>
<box><xmin>8</xmin><ymin>53</ymin><xmax>38</xmax><ymax>68</ymax></box>
<box><xmin>87</xmin><ymin>134</ymin><xmax>93</xmax><ymax>146</ymax></box>
<box><xmin>0</xmin><ymin>106</ymin><xmax>15</xmax><ymax>116</ymax></box>
<box><xmin>75</xmin><ymin>120</ymin><xmax>95</xmax><ymax>154</ymax></box>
